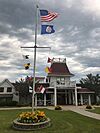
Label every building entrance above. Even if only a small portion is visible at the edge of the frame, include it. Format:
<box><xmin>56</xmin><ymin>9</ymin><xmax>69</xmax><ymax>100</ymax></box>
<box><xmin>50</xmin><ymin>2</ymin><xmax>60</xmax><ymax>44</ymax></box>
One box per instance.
<box><xmin>57</xmin><ymin>94</ymin><xmax>66</xmax><ymax>105</ymax></box>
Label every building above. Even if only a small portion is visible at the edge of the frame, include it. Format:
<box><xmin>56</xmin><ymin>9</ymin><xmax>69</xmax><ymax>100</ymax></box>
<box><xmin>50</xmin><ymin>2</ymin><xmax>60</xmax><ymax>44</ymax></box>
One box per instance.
<box><xmin>0</xmin><ymin>79</ymin><xmax>19</xmax><ymax>105</ymax></box>
<box><xmin>0</xmin><ymin>58</ymin><xmax>95</xmax><ymax>106</ymax></box>
<box><xmin>34</xmin><ymin>58</ymin><xmax>95</xmax><ymax>106</ymax></box>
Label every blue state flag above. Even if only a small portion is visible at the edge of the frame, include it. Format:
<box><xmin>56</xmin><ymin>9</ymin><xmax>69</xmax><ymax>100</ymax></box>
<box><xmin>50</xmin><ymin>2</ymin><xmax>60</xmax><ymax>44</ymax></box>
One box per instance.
<box><xmin>41</xmin><ymin>25</ymin><xmax>55</xmax><ymax>34</ymax></box>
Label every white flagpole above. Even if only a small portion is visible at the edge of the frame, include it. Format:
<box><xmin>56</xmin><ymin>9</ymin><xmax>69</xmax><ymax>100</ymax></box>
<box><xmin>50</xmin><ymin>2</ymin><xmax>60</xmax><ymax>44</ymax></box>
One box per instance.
<box><xmin>32</xmin><ymin>3</ymin><xmax>38</xmax><ymax>112</ymax></box>
<box><xmin>21</xmin><ymin>1</ymin><xmax>51</xmax><ymax>112</ymax></box>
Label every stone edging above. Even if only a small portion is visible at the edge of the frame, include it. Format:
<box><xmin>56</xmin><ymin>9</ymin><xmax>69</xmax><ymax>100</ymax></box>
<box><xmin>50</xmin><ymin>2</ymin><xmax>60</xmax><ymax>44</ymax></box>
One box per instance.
<box><xmin>13</xmin><ymin>118</ymin><xmax>51</xmax><ymax>131</ymax></box>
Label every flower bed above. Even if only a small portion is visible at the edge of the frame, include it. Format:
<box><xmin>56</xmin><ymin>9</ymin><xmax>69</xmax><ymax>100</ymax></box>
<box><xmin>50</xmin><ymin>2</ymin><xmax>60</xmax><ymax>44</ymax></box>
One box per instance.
<box><xmin>13</xmin><ymin>110</ymin><xmax>51</xmax><ymax>130</ymax></box>
<box><xmin>86</xmin><ymin>105</ymin><xmax>92</xmax><ymax>109</ymax></box>
<box><xmin>55</xmin><ymin>105</ymin><xmax>62</xmax><ymax>110</ymax></box>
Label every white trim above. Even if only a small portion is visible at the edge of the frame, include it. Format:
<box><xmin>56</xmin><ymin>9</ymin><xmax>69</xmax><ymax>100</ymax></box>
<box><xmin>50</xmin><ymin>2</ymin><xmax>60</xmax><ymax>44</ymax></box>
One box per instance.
<box><xmin>54</xmin><ymin>87</ymin><xmax>57</xmax><ymax>106</ymax></box>
<box><xmin>88</xmin><ymin>94</ymin><xmax>91</xmax><ymax>105</ymax></box>
<box><xmin>75</xmin><ymin>83</ymin><xmax>78</xmax><ymax>106</ymax></box>
<box><xmin>0</xmin><ymin>79</ymin><xmax>14</xmax><ymax>88</ymax></box>
<box><xmin>78</xmin><ymin>92</ymin><xmax>95</xmax><ymax>94</ymax></box>
<box><xmin>80</xmin><ymin>94</ymin><xmax>83</xmax><ymax>105</ymax></box>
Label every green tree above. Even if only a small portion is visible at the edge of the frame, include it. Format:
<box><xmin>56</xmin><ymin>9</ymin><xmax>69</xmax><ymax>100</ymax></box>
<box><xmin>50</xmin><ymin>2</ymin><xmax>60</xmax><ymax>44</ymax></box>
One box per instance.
<box><xmin>80</xmin><ymin>73</ymin><xmax>100</xmax><ymax>103</ymax></box>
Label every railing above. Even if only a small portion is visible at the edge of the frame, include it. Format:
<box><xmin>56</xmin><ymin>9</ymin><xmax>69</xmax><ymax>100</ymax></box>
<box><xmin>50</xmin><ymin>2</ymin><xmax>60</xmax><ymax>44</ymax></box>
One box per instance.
<box><xmin>37</xmin><ymin>99</ymin><xmax>54</xmax><ymax>106</ymax></box>
<box><xmin>69</xmin><ymin>81</ymin><xmax>76</xmax><ymax>87</ymax></box>
<box><xmin>50</xmin><ymin>81</ymin><xmax>76</xmax><ymax>88</ymax></box>
<box><xmin>50</xmin><ymin>82</ymin><xmax>55</xmax><ymax>87</ymax></box>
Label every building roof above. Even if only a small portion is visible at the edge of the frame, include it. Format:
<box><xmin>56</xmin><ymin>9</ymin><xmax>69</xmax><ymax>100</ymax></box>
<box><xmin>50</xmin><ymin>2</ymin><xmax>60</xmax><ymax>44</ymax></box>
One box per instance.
<box><xmin>78</xmin><ymin>88</ymin><xmax>95</xmax><ymax>94</ymax></box>
<box><xmin>48</xmin><ymin>58</ymin><xmax>74</xmax><ymax>76</ymax></box>
<box><xmin>0</xmin><ymin>79</ymin><xmax>14</xmax><ymax>88</ymax></box>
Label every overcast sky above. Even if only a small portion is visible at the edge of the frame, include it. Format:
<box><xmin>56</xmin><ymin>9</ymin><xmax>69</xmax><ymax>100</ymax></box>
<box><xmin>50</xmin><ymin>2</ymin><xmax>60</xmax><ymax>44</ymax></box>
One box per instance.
<box><xmin>0</xmin><ymin>0</ymin><xmax>100</xmax><ymax>83</ymax></box>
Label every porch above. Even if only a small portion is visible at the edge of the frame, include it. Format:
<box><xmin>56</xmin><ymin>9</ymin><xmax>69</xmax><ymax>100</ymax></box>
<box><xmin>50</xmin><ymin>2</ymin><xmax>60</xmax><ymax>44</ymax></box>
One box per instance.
<box><xmin>34</xmin><ymin>88</ymin><xmax>77</xmax><ymax>106</ymax></box>
<box><xmin>34</xmin><ymin>87</ymin><xmax>95</xmax><ymax>106</ymax></box>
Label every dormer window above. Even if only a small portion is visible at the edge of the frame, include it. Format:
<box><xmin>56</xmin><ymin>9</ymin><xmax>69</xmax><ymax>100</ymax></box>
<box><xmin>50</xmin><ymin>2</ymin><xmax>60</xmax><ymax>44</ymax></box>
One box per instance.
<box><xmin>56</xmin><ymin>77</ymin><xmax>65</xmax><ymax>85</ymax></box>
<box><xmin>7</xmin><ymin>87</ymin><xmax>12</xmax><ymax>92</ymax></box>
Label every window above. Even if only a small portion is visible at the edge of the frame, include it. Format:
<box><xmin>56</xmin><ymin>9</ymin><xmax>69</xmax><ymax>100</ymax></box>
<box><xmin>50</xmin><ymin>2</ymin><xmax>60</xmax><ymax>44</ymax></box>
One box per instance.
<box><xmin>60</xmin><ymin>78</ymin><xmax>65</xmax><ymax>85</ymax></box>
<box><xmin>0</xmin><ymin>87</ymin><xmax>4</xmax><ymax>92</ymax></box>
<box><xmin>56</xmin><ymin>78</ymin><xmax>60</xmax><ymax>85</ymax></box>
<box><xmin>7</xmin><ymin>87</ymin><xmax>12</xmax><ymax>92</ymax></box>
<box><xmin>56</xmin><ymin>77</ymin><xmax>65</xmax><ymax>85</ymax></box>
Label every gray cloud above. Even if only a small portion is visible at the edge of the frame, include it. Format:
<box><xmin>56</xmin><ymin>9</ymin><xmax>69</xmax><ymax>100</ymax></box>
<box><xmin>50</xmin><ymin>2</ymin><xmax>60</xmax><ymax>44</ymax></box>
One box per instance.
<box><xmin>0</xmin><ymin>0</ymin><xmax>100</xmax><ymax>82</ymax></box>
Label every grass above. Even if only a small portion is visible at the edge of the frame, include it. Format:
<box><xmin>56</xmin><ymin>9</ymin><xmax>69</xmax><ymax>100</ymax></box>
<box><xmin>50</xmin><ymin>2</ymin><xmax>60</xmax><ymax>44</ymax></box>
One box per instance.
<box><xmin>87</xmin><ymin>107</ymin><xmax>100</xmax><ymax>114</ymax></box>
<box><xmin>0</xmin><ymin>108</ymin><xmax>100</xmax><ymax>133</ymax></box>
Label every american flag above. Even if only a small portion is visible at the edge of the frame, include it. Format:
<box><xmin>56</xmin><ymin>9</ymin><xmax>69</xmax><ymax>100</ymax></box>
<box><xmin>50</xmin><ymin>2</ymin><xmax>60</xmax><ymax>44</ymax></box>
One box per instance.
<box><xmin>40</xmin><ymin>10</ymin><xmax>58</xmax><ymax>22</ymax></box>
<box><xmin>37</xmin><ymin>85</ymin><xmax>45</xmax><ymax>94</ymax></box>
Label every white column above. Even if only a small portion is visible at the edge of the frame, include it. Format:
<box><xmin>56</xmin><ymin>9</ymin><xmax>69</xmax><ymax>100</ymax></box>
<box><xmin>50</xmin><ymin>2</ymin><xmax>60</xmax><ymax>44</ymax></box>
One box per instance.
<box><xmin>69</xmin><ymin>90</ymin><xmax>71</xmax><ymax>104</ymax></box>
<box><xmin>80</xmin><ymin>94</ymin><xmax>83</xmax><ymax>105</ymax></box>
<box><xmin>88</xmin><ymin>94</ymin><xmax>91</xmax><ymax>105</ymax></box>
<box><xmin>65</xmin><ymin>90</ymin><xmax>68</xmax><ymax>104</ymax></box>
<box><xmin>72</xmin><ymin>92</ymin><xmax>75</xmax><ymax>105</ymax></box>
<box><xmin>35</xmin><ymin>94</ymin><xmax>37</xmax><ymax>106</ymax></box>
<box><xmin>75</xmin><ymin>84</ymin><xmax>78</xmax><ymax>106</ymax></box>
<box><xmin>44</xmin><ymin>93</ymin><xmax>46</xmax><ymax>106</ymax></box>
<box><xmin>54</xmin><ymin>87</ymin><xmax>57</xmax><ymax>106</ymax></box>
<box><xmin>51</xmin><ymin>94</ymin><xmax>54</xmax><ymax>105</ymax></box>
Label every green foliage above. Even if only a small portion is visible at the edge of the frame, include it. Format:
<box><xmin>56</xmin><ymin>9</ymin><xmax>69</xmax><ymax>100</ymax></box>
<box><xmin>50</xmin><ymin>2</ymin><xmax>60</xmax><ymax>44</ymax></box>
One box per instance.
<box><xmin>16</xmin><ymin>76</ymin><xmax>33</xmax><ymax>85</ymax></box>
<box><xmin>80</xmin><ymin>73</ymin><xmax>100</xmax><ymax>103</ymax></box>
<box><xmin>80</xmin><ymin>73</ymin><xmax>100</xmax><ymax>89</ymax></box>
<box><xmin>86</xmin><ymin>105</ymin><xmax>92</xmax><ymax>109</ymax></box>
<box><xmin>55</xmin><ymin>105</ymin><xmax>62</xmax><ymax>110</ymax></box>
<box><xmin>0</xmin><ymin>101</ymin><xmax>17</xmax><ymax>107</ymax></box>
<box><xmin>16</xmin><ymin>103</ymin><xmax>30</xmax><ymax>107</ymax></box>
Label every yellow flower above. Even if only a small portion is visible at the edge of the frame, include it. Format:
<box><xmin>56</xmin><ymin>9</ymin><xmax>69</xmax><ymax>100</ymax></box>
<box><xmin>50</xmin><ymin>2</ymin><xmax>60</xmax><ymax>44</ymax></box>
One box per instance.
<box><xmin>38</xmin><ymin>111</ymin><xmax>45</xmax><ymax>117</ymax></box>
<box><xmin>18</xmin><ymin>110</ymin><xmax>47</xmax><ymax>123</ymax></box>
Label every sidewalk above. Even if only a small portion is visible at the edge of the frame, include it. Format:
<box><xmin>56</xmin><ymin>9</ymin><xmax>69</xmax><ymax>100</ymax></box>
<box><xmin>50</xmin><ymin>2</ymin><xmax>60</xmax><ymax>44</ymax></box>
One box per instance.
<box><xmin>0</xmin><ymin>106</ymin><xmax>100</xmax><ymax>120</ymax></box>
<box><xmin>62</xmin><ymin>106</ymin><xmax>100</xmax><ymax>120</ymax></box>
<box><xmin>0</xmin><ymin>106</ymin><xmax>46</xmax><ymax>111</ymax></box>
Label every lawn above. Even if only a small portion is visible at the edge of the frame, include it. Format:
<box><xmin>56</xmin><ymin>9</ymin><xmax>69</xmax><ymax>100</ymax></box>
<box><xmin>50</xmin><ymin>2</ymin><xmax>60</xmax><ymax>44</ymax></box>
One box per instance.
<box><xmin>0</xmin><ymin>108</ymin><xmax>100</xmax><ymax>133</ymax></box>
<box><xmin>87</xmin><ymin>107</ymin><xmax>100</xmax><ymax>114</ymax></box>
